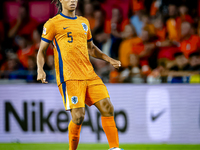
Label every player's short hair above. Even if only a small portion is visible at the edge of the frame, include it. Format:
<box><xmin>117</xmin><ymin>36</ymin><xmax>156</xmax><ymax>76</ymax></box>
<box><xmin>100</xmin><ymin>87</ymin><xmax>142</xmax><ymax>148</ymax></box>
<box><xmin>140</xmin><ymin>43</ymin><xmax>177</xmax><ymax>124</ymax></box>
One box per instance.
<box><xmin>52</xmin><ymin>0</ymin><xmax>62</xmax><ymax>14</ymax></box>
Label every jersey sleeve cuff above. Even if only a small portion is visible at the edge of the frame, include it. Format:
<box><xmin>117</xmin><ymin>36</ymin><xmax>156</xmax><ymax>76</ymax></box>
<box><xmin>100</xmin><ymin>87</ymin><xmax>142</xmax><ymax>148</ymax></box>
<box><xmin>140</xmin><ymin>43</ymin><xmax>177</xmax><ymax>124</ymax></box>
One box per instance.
<box><xmin>87</xmin><ymin>38</ymin><xmax>93</xmax><ymax>42</ymax></box>
<box><xmin>41</xmin><ymin>37</ymin><xmax>52</xmax><ymax>43</ymax></box>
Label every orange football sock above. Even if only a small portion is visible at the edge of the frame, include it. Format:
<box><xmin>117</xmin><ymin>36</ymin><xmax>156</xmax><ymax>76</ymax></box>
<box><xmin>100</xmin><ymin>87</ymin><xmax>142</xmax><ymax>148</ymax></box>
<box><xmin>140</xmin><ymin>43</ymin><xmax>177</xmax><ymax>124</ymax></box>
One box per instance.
<box><xmin>68</xmin><ymin>121</ymin><xmax>82</xmax><ymax>150</ymax></box>
<box><xmin>101</xmin><ymin>116</ymin><xmax>119</xmax><ymax>148</ymax></box>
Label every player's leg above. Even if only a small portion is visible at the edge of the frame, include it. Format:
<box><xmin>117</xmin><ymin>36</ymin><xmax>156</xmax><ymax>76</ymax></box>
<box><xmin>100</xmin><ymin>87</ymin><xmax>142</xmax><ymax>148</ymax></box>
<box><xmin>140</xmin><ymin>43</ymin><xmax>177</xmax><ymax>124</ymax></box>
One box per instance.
<box><xmin>94</xmin><ymin>98</ymin><xmax>119</xmax><ymax>149</ymax></box>
<box><xmin>58</xmin><ymin>80</ymin><xmax>87</xmax><ymax>150</ymax></box>
<box><xmin>69</xmin><ymin>107</ymin><xmax>85</xmax><ymax>150</ymax></box>
<box><xmin>85</xmin><ymin>78</ymin><xmax>120</xmax><ymax>149</ymax></box>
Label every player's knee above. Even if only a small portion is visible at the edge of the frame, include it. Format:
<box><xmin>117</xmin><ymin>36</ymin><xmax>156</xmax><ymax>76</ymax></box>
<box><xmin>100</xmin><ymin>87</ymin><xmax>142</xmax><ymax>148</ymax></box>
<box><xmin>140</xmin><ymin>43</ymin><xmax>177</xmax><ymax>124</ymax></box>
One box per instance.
<box><xmin>71</xmin><ymin>108</ymin><xmax>85</xmax><ymax>125</ymax></box>
<box><xmin>73</xmin><ymin>113</ymin><xmax>85</xmax><ymax>125</ymax></box>
<box><xmin>102</xmin><ymin>99</ymin><xmax>114</xmax><ymax>116</ymax></box>
<box><xmin>107</xmin><ymin>103</ymin><xmax>114</xmax><ymax>116</ymax></box>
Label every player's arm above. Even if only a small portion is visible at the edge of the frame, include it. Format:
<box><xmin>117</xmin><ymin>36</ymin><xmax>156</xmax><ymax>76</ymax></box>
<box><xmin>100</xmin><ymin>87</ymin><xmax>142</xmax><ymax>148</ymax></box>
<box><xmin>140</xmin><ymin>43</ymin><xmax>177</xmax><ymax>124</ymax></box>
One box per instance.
<box><xmin>87</xmin><ymin>41</ymin><xmax>121</xmax><ymax>69</ymax></box>
<box><xmin>37</xmin><ymin>40</ymin><xmax>49</xmax><ymax>83</ymax></box>
<box><xmin>37</xmin><ymin>20</ymin><xmax>55</xmax><ymax>83</ymax></box>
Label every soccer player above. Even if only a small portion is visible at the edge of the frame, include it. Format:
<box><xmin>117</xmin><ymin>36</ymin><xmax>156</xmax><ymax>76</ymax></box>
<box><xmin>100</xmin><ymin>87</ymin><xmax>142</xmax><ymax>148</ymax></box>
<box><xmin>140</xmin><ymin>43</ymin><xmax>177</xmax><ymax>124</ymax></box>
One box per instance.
<box><xmin>36</xmin><ymin>0</ymin><xmax>123</xmax><ymax>150</ymax></box>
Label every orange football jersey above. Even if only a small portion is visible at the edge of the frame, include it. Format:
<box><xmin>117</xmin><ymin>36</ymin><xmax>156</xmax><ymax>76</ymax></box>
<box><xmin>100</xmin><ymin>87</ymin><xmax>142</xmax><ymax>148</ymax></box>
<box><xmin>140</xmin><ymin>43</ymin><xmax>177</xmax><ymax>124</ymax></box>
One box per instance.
<box><xmin>41</xmin><ymin>13</ymin><xmax>98</xmax><ymax>86</ymax></box>
<box><xmin>180</xmin><ymin>35</ymin><xmax>200</xmax><ymax>58</ymax></box>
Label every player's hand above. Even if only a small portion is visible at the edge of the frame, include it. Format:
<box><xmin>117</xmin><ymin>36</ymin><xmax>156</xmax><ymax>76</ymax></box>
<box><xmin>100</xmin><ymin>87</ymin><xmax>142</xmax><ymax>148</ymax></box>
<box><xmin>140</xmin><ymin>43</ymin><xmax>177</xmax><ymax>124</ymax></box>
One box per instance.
<box><xmin>37</xmin><ymin>69</ymin><xmax>48</xmax><ymax>84</ymax></box>
<box><xmin>109</xmin><ymin>58</ymin><xmax>121</xmax><ymax>69</ymax></box>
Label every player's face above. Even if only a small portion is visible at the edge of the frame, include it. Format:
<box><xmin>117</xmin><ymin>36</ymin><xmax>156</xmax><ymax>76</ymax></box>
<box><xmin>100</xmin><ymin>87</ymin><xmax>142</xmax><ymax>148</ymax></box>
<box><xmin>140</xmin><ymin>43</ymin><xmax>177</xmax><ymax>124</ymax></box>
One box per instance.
<box><xmin>60</xmin><ymin>0</ymin><xmax>78</xmax><ymax>11</ymax></box>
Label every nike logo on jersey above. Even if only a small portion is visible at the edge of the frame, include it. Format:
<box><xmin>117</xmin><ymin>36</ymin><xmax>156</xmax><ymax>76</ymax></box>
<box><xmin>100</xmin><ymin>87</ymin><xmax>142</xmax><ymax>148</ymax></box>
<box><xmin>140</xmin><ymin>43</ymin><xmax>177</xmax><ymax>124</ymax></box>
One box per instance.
<box><xmin>151</xmin><ymin>109</ymin><xmax>166</xmax><ymax>122</ymax></box>
<box><xmin>63</xmin><ymin>27</ymin><xmax>70</xmax><ymax>30</ymax></box>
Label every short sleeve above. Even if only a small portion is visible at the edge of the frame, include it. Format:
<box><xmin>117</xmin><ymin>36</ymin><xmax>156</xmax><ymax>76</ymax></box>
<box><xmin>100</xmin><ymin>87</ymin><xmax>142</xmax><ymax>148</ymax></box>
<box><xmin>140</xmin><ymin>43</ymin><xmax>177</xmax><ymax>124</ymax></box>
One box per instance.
<box><xmin>86</xmin><ymin>20</ymin><xmax>93</xmax><ymax>42</ymax></box>
<box><xmin>41</xmin><ymin>20</ymin><xmax>55</xmax><ymax>43</ymax></box>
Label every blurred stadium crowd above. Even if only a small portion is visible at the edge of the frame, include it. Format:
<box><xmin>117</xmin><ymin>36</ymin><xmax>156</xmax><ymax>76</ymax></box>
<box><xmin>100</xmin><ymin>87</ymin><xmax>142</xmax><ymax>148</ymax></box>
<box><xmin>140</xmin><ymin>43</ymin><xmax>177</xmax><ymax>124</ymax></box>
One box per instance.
<box><xmin>0</xmin><ymin>0</ymin><xmax>200</xmax><ymax>83</ymax></box>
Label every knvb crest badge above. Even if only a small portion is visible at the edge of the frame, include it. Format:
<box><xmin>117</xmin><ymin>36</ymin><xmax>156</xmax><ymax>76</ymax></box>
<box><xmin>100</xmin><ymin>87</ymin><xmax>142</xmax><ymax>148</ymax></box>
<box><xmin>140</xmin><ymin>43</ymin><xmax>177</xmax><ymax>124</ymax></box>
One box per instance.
<box><xmin>81</xmin><ymin>23</ymin><xmax>88</xmax><ymax>32</ymax></box>
<box><xmin>71</xmin><ymin>96</ymin><xmax>78</xmax><ymax>104</ymax></box>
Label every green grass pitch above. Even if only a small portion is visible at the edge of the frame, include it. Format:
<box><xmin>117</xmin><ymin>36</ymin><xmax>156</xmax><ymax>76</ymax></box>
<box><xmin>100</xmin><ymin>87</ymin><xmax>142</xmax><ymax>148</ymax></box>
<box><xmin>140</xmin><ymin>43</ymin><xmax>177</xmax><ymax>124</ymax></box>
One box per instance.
<box><xmin>0</xmin><ymin>143</ymin><xmax>200</xmax><ymax>150</ymax></box>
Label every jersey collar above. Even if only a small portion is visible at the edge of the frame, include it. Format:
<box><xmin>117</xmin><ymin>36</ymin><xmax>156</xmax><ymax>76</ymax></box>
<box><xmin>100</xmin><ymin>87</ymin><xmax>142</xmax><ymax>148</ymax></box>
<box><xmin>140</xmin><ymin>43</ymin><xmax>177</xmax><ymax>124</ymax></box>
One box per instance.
<box><xmin>60</xmin><ymin>13</ymin><xmax>77</xmax><ymax>20</ymax></box>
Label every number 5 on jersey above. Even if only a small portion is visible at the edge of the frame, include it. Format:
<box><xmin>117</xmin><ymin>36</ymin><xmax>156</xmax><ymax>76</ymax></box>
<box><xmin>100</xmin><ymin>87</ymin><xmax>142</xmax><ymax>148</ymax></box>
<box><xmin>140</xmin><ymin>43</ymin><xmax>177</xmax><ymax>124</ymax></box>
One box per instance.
<box><xmin>67</xmin><ymin>32</ymin><xmax>73</xmax><ymax>43</ymax></box>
